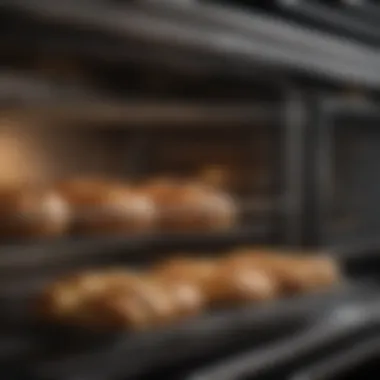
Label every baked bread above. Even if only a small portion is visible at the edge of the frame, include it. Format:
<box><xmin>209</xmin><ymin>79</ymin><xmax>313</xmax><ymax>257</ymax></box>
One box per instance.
<box><xmin>56</xmin><ymin>178</ymin><xmax>156</xmax><ymax>235</ymax></box>
<box><xmin>150</xmin><ymin>257</ymin><xmax>214</xmax><ymax>315</ymax></box>
<box><xmin>205</xmin><ymin>257</ymin><xmax>279</xmax><ymax>305</ymax></box>
<box><xmin>140</xmin><ymin>179</ymin><xmax>237</xmax><ymax>232</ymax></box>
<box><xmin>225</xmin><ymin>248</ymin><xmax>341</xmax><ymax>295</ymax></box>
<box><xmin>37</xmin><ymin>270</ymin><xmax>178</xmax><ymax>330</ymax></box>
<box><xmin>0</xmin><ymin>184</ymin><xmax>70</xmax><ymax>239</ymax></box>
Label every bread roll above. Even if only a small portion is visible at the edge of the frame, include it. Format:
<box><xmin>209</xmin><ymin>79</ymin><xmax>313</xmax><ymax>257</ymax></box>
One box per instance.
<box><xmin>165</xmin><ymin>280</ymin><xmax>205</xmax><ymax>318</ymax></box>
<box><xmin>38</xmin><ymin>270</ymin><xmax>178</xmax><ymax>330</ymax></box>
<box><xmin>151</xmin><ymin>257</ymin><xmax>217</xmax><ymax>285</ymax></box>
<box><xmin>225</xmin><ymin>249</ymin><xmax>341</xmax><ymax>295</ymax></box>
<box><xmin>141</xmin><ymin>179</ymin><xmax>237</xmax><ymax>232</ymax></box>
<box><xmin>0</xmin><ymin>184</ymin><xmax>70</xmax><ymax>239</ymax></box>
<box><xmin>286</xmin><ymin>256</ymin><xmax>341</xmax><ymax>292</ymax></box>
<box><xmin>85</xmin><ymin>289</ymin><xmax>151</xmax><ymax>330</ymax></box>
<box><xmin>56</xmin><ymin>179</ymin><xmax>156</xmax><ymax>235</ymax></box>
<box><xmin>37</xmin><ymin>270</ymin><xmax>138</xmax><ymax>323</ymax></box>
<box><xmin>205</xmin><ymin>258</ymin><xmax>279</xmax><ymax>305</ymax></box>
<box><xmin>151</xmin><ymin>257</ymin><xmax>217</xmax><ymax>309</ymax></box>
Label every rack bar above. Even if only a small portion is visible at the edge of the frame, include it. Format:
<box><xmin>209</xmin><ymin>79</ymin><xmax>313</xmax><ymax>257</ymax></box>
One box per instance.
<box><xmin>2</xmin><ymin>102</ymin><xmax>278</xmax><ymax>126</ymax></box>
<box><xmin>0</xmin><ymin>225</ymin><xmax>272</xmax><ymax>271</ymax></box>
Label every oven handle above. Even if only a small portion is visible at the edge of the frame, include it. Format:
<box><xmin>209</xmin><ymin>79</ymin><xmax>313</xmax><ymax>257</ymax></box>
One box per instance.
<box><xmin>186</xmin><ymin>302</ymin><xmax>380</xmax><ymax>380</ymax></box>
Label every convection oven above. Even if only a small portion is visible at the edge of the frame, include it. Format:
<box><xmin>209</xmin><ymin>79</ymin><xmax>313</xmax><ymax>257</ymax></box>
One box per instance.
<box><xmin>1</xmin><ymin>1</ymin><xmax>380</xmax><ymax>380</ymax></box>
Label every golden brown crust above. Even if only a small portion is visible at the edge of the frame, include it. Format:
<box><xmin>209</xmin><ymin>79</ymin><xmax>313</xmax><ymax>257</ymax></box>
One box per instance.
<box><xmin>0</xmin><ymin>184</ymin><xmax>70</xmax><ymax>238</ymax></box>
<box><xmin>151</xmin><ymin>257</ymin><xmax>218</xmax><ymax>283</ymax></box>
<box><xmin>38</xmin><ymin>270</ymin><xmax>140</xmax><ymax>325</ymax></box>
<box><xmin>140</xmin><ymin>180</ymin><xmax>237</xmax><ymax>232</ymax></box>
<box><xmin>204</xmin><ymin>257</ymin><xmax>279</xmax><ymax>305</ymax></box>
<box><xmin>150</xmin><ymin>257</ymin><xmax>217</xmax><ymax>309</ymax></box>
<box><xmin>223</xmin><ymin>249</ymin><xmax>341</xmax><ymax>295</ymax></box>
<box><xmin>56</xmin><ymin>179</ymin><xmax>157</xmax><ymax>235</ymax></box>
<box><xmin>36</xmin><ymin>249</ymin><xmax>341</xmax><ymax>331</ymax></box>
<box><xmin>38</xmin><ymin>270</ymin><xmax>187</xmax><ymax>329</ymax></box>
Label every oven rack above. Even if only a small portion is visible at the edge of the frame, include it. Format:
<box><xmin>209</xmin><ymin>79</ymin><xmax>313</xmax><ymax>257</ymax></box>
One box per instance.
<box><xmin>1</xmin><ymin>289</ymin><xmax>378</xmax><ymax>379</ymax></box>
<box><xmin>0</xmin><ymin>70</ymin><xmax>282</xmax><ymax>124</ymax></box>
<box><xmin>0</xmin><ymin>226</ymin><xmax>272</xmax><ymax>273</ymax></box>
<box><xmin>0</xmin><ymin>68</ymin><xmax>306</xmax><ymax>247</ymax></box>
<box><xmin>0</xmin><ymin>236</ymin><xmax>374</xmax><ymax>326</ymax></box>
<box><xmin>1</xmin><ymin>99</ymin><xmax>278</xmax><ymax>127</ymax></box>
<box><xmin>26</xmin><ymin>286</ymin><xmax>380</xmax><ymax>380</ymax></box>
<box><xmin>0</xmin><ymin>234</ymin><xmax>375</xmax><ymax>379</ymax></box>
<box><xmin>3</xmin><ymin>0</ymin><xmax>380</xmax><ymax>87</ymax></box>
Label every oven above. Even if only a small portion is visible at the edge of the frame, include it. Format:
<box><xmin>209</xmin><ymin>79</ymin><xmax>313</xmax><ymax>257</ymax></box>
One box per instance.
<box><xmin>2</xmin><ymin>1</ymin><xmax>380</xmax><ymax>380</ymax></box>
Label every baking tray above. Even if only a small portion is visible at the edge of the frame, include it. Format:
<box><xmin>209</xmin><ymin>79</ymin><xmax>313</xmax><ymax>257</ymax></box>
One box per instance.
<box><xmin>26</xmin><ymin>287</ymin><xmax>380</xmax><ymax>380</ymax></box>
<box><xmin>0</xmin><ymin>235</ymin><xmax>378</xmax><ymax>326</ymax></box>
<box><xmin>0</xmin><ymin>226</ymin><xmax>376</xmax><ymax>376</ymax></box>
<box><xmin>26</xmin><ymin>283</ymin><xmax>378</xmax><ymax>380</ymax></box>
<box><xmin>0</xmin><ymin>286</ymin><xmax>377</xmax><ymax>380</ymax></box>
<box><xmin>0</xmin><ymin>241</ymin><xmax>375</xmax><ymax>379</ymax></box>
<box><xmin>2</xmin><ymin>258</ymin><xmax>378</xmax><ymax>365</ymax></box>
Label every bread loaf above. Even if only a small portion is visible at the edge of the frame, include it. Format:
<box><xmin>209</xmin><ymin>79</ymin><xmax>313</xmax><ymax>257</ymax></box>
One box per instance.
<box><xmin>57</xmin><ymin>178</ymin><xmax>156</xmax><ymax>235</ymax></box>
<box><xmin>141</xmin><ymin>179</ymin><xmax>237</xmax><ymax>232</ymax></box>
<box><xmin>0</xmin><ymin>184</ymin><xmax>70</xmax><ymax>239</ymax></box>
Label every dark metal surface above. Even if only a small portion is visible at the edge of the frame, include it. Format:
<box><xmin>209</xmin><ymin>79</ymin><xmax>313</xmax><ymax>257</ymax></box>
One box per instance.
<box><xmin>185</xmin><ymin>299</ymin><xmax>380</xmax><ymax>380</ymax></box>
<box><xmin>28</xmin><ymin>283</ymin><xmax>376</xmax><ymax>380</ymax></box>
<box><xmin>290</xmin><ymin>335</ymin><xmax>380</xmax><ymax>380</ymax></box>
<box><xmin>280</xmin><ymin>89</ymin><xmax>306</xmax><ymax>245</ymax></box>
<box><xmin>0</xmin><ymin>240</ymin><xmax>375</xmax><ymax>379</ymax></box>
<box><xmin>0</xmin><ymin>281</ymin><xmax>371</xmax><ymax>379</ymax></box>
<box><xmin>3</xmin><ymin>0</ymin><xmax>380</xmax><ymax>86</ymax></box>
<box><xmin>0</xmin><ymin>226</ymin><xmax>271</xmax><ymax>272</ymax></box>
<box><xmin>275</xmin><ymin>0</ymin><xmax>380</xmax><ymax>47</ymax></box>
<box><xmin>0</xmin><ymin>225</ymin><xmax>373</xmax><ymax>378</ymax></box>
<box><xmin>0</xmin><ymin>72</ymin><xmax>279</xmax><ymax>125</ymax></box>
<box><xmin>302</xmin><ymin>94</ymin><xmax>333</xmax><ymax>247</ymax></box>
<box><xmin>303</xmin><ymin>97</ymin><xmax>380</xmax><ymax>248</ymax></box>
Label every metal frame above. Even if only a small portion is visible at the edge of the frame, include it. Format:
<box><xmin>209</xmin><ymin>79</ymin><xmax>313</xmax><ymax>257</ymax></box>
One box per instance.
<box><xmin>303</xmin><ymin>97</ymin><xmax>380</xmax><ymax>247</ymax></box>
<box><xmin>3</xmin><ymin>0</ymin><xmax>380</xmax><ymax>87</ymax></box>
<box><xmin>276</xmin><ymin>0</ymin><xmax>380</xmax><ymax>47</ymax></box>
<box><xmin>0</xmin><ymin>2</ymin><xmax>312</xmax><ymax>250</ymax></box>
<box><xmin>280</xmin><ymin>88</ymin><xmax>307</xmax><ymax>246</ymax></box>
<box><xmin>0</xmin><ymin>80</ymin><xmax>306</xmax><ymax>262</ymax></box>
<box><xmin>120</xmin><ymin>83</ymin><xmax>306</xmax><ymax>246</ymax></box>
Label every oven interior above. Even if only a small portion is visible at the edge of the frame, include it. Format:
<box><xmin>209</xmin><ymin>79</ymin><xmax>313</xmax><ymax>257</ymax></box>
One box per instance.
<box><xmin>2</xmin><ymin>1</ymin><xmax>380</xmax><ymax>380</ymax></box>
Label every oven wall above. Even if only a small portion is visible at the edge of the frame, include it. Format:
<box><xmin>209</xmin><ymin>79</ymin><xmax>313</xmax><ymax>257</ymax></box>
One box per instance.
<box><xmin>0</xmin><ymin>120</ymin><xmax>117</xmax><ymax>185</ymax></box>
<box><xmin>331</xmin><ymin>123</ymin><xmax>380</xmax><ymax>244</ymax></box>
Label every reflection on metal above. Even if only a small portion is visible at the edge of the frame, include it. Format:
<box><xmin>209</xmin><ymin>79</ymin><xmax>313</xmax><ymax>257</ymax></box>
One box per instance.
<box><xmin>3</xmin><ymin>0</ymin><xmax>380</xmax><ymax>86</ymax></box>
